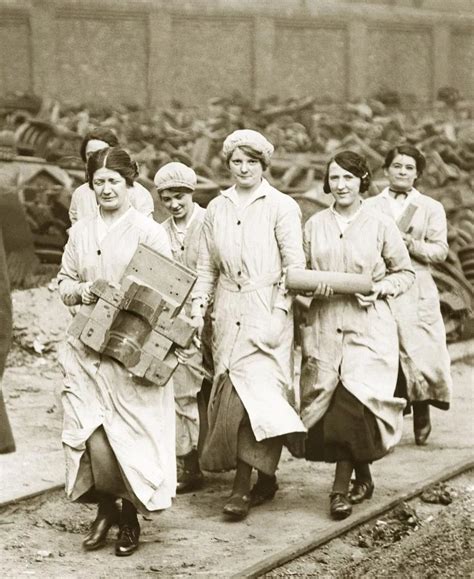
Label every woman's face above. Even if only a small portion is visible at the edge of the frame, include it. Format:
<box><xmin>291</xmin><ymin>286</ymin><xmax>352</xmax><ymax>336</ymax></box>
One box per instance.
<box><xmin>92</xmin><ymin>167</ymin><xmax>129</xmax><ymax>212</ymax></box>
<box><xmin>85</xmin><ymin>139</ymin><xmax>110</xmax><ymax>161</ymax></box>
<box><xmin>160</xmin><ymin>189</ymin><xmax>194</xmax><ymax>220</ymax></box>
<box><xmin>327</xmin><ymin>161</ymin><xmax>362</xmax><ymax>209</ymax></box>
<box><xmin>228</xmin><ymin>147</ymin><xmax>263</xmax><ymax>191</ymax></box>
<box><xmin>384</xmin><ymin>154</ymin><xmax>418</xmax><ymax>192</ymax></box>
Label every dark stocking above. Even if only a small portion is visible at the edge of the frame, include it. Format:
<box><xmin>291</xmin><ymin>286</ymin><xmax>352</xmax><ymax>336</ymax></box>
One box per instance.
<box><xmin>354</xmin><ymin>462</ymin><xmax>372</xmax><ymax>484</ymax></box>
<box><xmin>231</xmin><ymin>459</ymin><xmax>252</xmax><ymax>496</ymax></box>
<box><xmin>332</xmin><ymin>460</ymin><xmax>353</xmax><ymax>494</ymax></box>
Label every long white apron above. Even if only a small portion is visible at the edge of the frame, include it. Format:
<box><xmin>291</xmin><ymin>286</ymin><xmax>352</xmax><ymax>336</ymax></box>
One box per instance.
<box><xmin>301</xmin><ymin>207</ymin><xmax>415</xmax><ymax>451</ymax></box>
<box><xmin>365</xmin><ymin>189</ymin><xmax>452</xmax><ymax>407</ymax></box>
<box><xmin>57</xmin><ymin>208</ymin><xmax>176</xmax><ymax>510</ymax></box>
<box><xmin>192</xmin><ymin>180</ymin><xmax>306</xmax><ymax>441</ymax></box>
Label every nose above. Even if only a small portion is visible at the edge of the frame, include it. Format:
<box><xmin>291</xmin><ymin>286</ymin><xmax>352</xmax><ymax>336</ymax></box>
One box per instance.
<box><xmin>240</xmin><ymin>161</ymin><xmax>249</xmax><ymax>173</ymax></box>
<box><xmin>103</xmin><ymin>181</ymin><xmax>112</xmax><ymax>194</ymax></box>
<box><xmin>336</xmin><ymin>177</ymin><xmax>346</xmax><ymax>190</ymax></box>
<box><xmin>170</xmin><ymin>199</ymin><xmax>180</xmax><ymax>209</ymax></box>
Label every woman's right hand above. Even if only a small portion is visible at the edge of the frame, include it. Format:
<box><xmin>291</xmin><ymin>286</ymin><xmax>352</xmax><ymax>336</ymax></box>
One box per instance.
<box><xmin>190</xmin><ymin>314</ymin><xmax>205</xmax><ymax>341</ymax></box>
<box><xmin>81</xmin><ymin>282</ymin><xmax>98</xmax><ymax>305</ymax></box>
<box><xmin>313</xmin><ymin>282</ymin><xmax>334</xmax><ymax>299</ymax></box>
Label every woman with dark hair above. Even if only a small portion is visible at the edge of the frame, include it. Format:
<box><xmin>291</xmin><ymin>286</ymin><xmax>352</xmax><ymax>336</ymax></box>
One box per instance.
<box><xmin>69</xmin><ymin>128</ymin><xmax>153</xmax><ymax>224</ymax></box>
<box><xmin>365</xmin><ymin>145</ymin><xmax>452</xmax><ymax>445</ymax></box>
<box><xmin>190</xmin><ymin>129</ymin><xmax>306</xmax><ymax>520</ymax></box>
<box><xmin>299</xmin><ymin>151</ymin><xmax>415</xmax><ymax>520</ymax></box>
<box><xmin>57</xmin><ymin>147</ymin><xmax>175</xmax><ymax>557</ymax></box>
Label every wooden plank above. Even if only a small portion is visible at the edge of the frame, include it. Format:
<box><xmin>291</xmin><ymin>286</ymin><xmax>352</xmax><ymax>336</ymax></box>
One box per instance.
<box><xmin>123</xmin><ymin>244</ymin><xmax>196</xmax><ymax>311</ymax></box>
<box><xmin>397</xmin><ymin>203</ymin><xmax>418</xmax><ymax>233</ymax></box>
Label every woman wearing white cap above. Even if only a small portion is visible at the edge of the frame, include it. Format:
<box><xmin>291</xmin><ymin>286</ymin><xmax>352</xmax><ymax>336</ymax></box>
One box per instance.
<box><xmin>190</xmin><ymin>129</ymin><xmax>306</xmax><ymax>520</ymax></box>
<box><xmin>154</xmin><ymin>162</ymin><xmax>209</xmax><ymax>494</ymax></box>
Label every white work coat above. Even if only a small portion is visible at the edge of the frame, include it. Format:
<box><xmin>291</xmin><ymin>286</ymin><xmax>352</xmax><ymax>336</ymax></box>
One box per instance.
<box><xmin>365</xmin><ymin>188</ymin><xmax>452</xmax><ymax>407</ymax></box>
<box><xmin>162</xmin><ymin>204</ymin><xmax>206</xmax><ymax>456</ymax></box>
<box><xmin>301</xmin><ymin>205</ymin><xmax>415</xmax><ymax>451</ymax></box>
<box><xmin>191</xmin><ymin>179</ymin><xmax>306</xmax><ymax>441</ymax></box>
<box><xmin>69</xmin><ymin>181</ymin><xmax>154</xmax><ymax>224</ymax></box>
<box><xmin>57</xmin><ymin>208</ymin><xmax>176</xmax><ymax>511</ymax></box>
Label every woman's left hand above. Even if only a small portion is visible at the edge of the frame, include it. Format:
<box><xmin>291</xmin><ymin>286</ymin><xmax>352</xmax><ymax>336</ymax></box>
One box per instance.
<box><xmin>355</xmin><ymin>281</ymin><xmax>391</xmax><ymax>308</ymax></box>
<box><xmin>175</xmin><ymin>342</ymin><xmax>199</xmax><ymax>365</ymax></box>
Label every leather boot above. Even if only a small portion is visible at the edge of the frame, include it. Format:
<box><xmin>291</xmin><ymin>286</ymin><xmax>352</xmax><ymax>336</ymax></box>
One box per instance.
<box><xmin>329</xmin><ymin>492</ymin><xmax>352</xmax><ymax>520</ymax></box>
<box><xmin>413</xmin><ymin>401</ymin><xmax>431</xmax><ymax>446</ymax></box>
<box><xmin>115</xmin><ymin>500</ymin><xmax>140</xmax><ymax>557</ymax></box>
<box><xmin>176</xmin><ymin>449</ymin><xmax>204</xmax><ymax>494</ymax></box>
<box><xmin>83</xmin><ymin>497</ymin><xmax>119</xmax><ymax>551</ymax></box>
<box><xmin>250</xmin><ymin>473</ymin><xmax>278</xmax><ymax>506</ymax></box>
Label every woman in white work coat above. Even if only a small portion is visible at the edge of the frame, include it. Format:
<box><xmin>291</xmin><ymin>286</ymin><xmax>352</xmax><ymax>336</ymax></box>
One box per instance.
<box><xmin>154</xmin><ymin>162</ymin><xmax>208</xmax><ymax>494</ymax></box>
<box><xmin>300</xmin><ymin>151</ymin><xmax>415</xmax><ymax>521</ymax></box>
<box><xmin>69</xmin><ymin>127</ymin><xmax>154</xmax><ymax>224</ymax></box>
<box><xmin>190</xmin><ymin>130</ymin><xmax>306</xmax><ymax>520</ymax></box>
<box><xmin>365</xmin><ymin>145</ymin><xmax>452</xmax><ymax>445</ymax></box>
<box><xmin>57</xmin><ymin>148</ymin><xmax>175</xmax><ymax>557</ymax></box>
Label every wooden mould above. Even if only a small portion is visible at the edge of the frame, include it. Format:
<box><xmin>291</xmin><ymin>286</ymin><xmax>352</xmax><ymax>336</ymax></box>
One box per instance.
<box><xmin>68</xmin><ymin>244</ymin><xmax>197</xmax><ymax>386</ymax></box>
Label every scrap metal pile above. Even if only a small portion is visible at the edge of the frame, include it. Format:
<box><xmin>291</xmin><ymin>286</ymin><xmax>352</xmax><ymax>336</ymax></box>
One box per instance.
<box><xmin>0</xmin><ymin>88</ymin><xmax>472</xmax><ymax>339</ymax></box>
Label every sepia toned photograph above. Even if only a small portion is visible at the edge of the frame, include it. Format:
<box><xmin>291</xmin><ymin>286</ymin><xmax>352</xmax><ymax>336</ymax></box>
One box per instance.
<box><xmin>0</xmin><ymin>0</ymin><xmax>473</xmax><ymax>576</ymax></box>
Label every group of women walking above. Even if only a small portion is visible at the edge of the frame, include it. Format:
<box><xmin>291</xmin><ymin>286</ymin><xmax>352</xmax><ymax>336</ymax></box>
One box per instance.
<box><xmin>57</xmin><ymin>127</ymin><xmax>452</xmax><ymax>556</ymax></box>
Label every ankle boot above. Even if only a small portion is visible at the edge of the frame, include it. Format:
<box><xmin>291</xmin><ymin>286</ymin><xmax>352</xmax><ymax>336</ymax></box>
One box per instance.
<box><xmin>83</xmin><ymin>497</ymin><xmax>119</xmax><ymax>551</ymax></box>
<box><xmin>115</xmin><ymin>500</ymin><xmax>140</xmax><ymax>557</ymax></box>
<box><xmin>413</xmin><ymin>402</ymin><xmax>431</xmax><ymax>446</ymax></box>
<box><xmin>250</xmin><ymin>472</ymin><xmax>278</xmax><ymax>506</ymax></box>
<box><xmin>177</xmin><ymin>449</ymin><xmax>203</xmax><ymax>494</ymax></box>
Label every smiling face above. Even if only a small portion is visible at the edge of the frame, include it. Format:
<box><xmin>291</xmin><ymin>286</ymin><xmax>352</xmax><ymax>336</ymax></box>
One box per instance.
<box><xmin>159</xmin><ymin>189</ymin><xmax>194</xmax><ymax>221</ymax></box>
<box><xmin>327</xmin><ymin>161</ymin><xmax>362</xmax><ymax>211</ymax></box>
<box><xmin>228</xmin><ymin>147</ymin><xmax>264</xmax><ymax>191</ymax></box>
<box><xmin>384</xmin><ymin>154</ymin><xmax>418</xmax><ymax>192</ymax></box>
<box><xmin>92</xmin><ymin>167</ymin><xmax>129</xmax><ymax>213</ymax></box>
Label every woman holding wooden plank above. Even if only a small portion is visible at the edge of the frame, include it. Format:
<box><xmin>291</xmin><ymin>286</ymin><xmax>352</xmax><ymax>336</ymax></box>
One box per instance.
<box><xmin>365</xmin><ymin>145</ymin><xmax>452</xmax><ymax>445</ymax></box>
<box><xmin>298</xmin><ymin>151</ymin><xmax>415</xmax><ymax>520</ymax></box>
<box><xmin>190</xmin><ymin>129</ymin><xmax>306</xmax><ymax>520</ymax></box>
<box><xmin>57</xmin><ymin>148</ymin><xmax>175</xmax><ymax>556</ymax></box>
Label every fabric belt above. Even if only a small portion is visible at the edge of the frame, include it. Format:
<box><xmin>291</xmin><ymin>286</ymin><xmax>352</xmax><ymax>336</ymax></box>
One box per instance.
<box><xmin>218</xmin><ymin>271</ymin><xmax>281</xmax><ymax>293</ymax></box>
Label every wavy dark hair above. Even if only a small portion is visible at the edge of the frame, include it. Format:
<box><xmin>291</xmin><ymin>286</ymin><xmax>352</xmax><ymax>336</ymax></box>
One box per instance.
<box><xmin>383</xmin><ymin>145</ymin><xmax>426</xmax><ymax>176</ymax></box>
<box><xmin>323</xmin><ymin>150</ymin><xmax>371</xmax><ymax>194</ymax></box>
<box><xmin>79</xmin><ymin>127</ymin><xmax>119</xmax><ymax>162</ymax></box>
<box><xmin>87</xmin><ymin>147</ymin><xmax>138</xmax><ymax>189</ymax></box>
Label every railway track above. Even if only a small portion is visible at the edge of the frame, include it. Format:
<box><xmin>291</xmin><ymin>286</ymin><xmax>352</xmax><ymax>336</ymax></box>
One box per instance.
<box><xmin>233</xmin><ymin>458</ymin><xmax>474</xmax><ymax>578</ymax></box>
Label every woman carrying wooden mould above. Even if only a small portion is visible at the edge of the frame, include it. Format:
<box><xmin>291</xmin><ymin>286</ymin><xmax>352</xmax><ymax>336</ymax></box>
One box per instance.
<box><xmin>57</xmin><ymin>147</ymin><xmax>175</xmax><ymax>557</ymax></box>
<box><xmin>299</xmin><ymin>150</ymin><xmax>415</xmax><ymax>521</ymax></box>
<box><xmin>69</xmin><ymin>127</ymin><xmax>154</xmax><ymax>224</ymax></box>
<box><xmin>190</xmin><ymin>129</ymin><xmax>306</xmax><ymax>520</ymax></box>
<box><xmin>365</xmin><ymin>145</ymin><xmax>452</xmax><ymax>446</ymax></box>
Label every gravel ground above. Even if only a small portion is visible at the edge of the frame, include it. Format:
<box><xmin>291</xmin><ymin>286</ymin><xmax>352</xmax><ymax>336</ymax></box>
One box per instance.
<box><xmin>268</xmin><ymin>470</ymin><xmax>474</xmax><ymax>578</ymax></box>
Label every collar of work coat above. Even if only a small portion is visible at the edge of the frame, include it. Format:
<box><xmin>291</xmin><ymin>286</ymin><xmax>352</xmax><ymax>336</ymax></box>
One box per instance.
<box><xmin>221</xmin><ymin>178</ymin><xmax>271</xmax><ymax>208</ymax></box>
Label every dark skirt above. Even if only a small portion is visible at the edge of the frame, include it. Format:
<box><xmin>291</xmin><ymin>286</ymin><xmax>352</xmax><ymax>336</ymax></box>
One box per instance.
<box><xmin>200</xmin><ymin>373</ymin><xmax>283</xmax><ymax>476</ymax></box>
<box><xmin>305</xmin><ymin>383</ymin><xmax>385</xmax><ymax>464</ymax></box>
